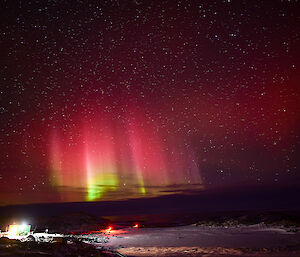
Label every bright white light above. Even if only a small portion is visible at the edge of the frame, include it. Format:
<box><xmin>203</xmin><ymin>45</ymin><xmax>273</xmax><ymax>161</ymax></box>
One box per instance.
<box><xmin>20</xmin><ymin>224</ymin><xmax>28</xmax><ymax>230</ymax></box>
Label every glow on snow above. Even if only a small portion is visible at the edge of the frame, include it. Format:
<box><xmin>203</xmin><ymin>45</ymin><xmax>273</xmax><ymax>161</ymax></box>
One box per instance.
<box><xmin>49</xmin><ymin>116</ymin><xmax>202</xmax><ymax>202</ymax></box>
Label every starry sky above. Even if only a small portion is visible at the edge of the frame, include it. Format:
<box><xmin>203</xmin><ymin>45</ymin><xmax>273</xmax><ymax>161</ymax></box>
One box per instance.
<box><xmin>0</xmin><ymin>0</ymin><xmax>299</xmax><ymax>206</ymax></box>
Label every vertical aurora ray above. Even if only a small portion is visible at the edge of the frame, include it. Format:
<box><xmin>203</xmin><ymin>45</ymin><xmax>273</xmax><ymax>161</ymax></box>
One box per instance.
<box><xmin>49</xmin><ymin>131</ymin><xmax>63</xmax><ymax>186</ymax></box>
<box><xmin>128</xmin><ymin>128</ymin><xmax>147</xmax><ymax>196</ymax></box>
<box><xmin>48</xmin><ymin>116</ymin><xmax>203</xmax><ymax>202</ymax></box>
<box><xmin>84</xmin><ymin>128</ymin><xmax>119</xmax><ymax>201</ymax></box>
<box><xmin>127</xmin><ymin>118</ymin><xmax>170</xmax><ymax>195</ymax></box>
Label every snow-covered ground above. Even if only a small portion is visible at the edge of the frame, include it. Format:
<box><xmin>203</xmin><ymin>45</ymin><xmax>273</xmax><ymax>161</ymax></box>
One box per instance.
<box><xmin>98</xmin><ymin>224</ymin><xmax>300</xmax><ymax>256</ymax></box>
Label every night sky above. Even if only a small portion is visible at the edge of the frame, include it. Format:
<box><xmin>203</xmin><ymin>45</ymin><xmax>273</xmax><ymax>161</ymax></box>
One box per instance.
<box><xmin>0</xmin><ymin>0</ymin><xmax>299</xmax><ymax>206</ymax></box>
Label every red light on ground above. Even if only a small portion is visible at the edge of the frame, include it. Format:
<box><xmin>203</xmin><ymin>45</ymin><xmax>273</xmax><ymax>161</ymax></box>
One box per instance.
<box><xmin>133</xmin><ymin>224</ymin><xmax>139</xmax><ymax>228</ymax></box>
<box><xmin>107</xmin><ymin>226</ymin><xmax>112</xmax><ymax>231</ymax></box>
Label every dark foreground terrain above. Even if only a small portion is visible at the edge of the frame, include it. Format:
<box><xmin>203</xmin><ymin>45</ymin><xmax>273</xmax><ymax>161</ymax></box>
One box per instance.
<box><xmin>1</xmin><ymin>207</ymin><xmax>300</xmax><ymax>257</ymax></box>
<box><xmin>0</xmin><ymin>239</ymin><xmax>103</xmax><ymax>257</ymax></box>
<box><xmin>1</xmin><ymin>223</ymin><xmax>300</xmax><ymax>257</ymax></box>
